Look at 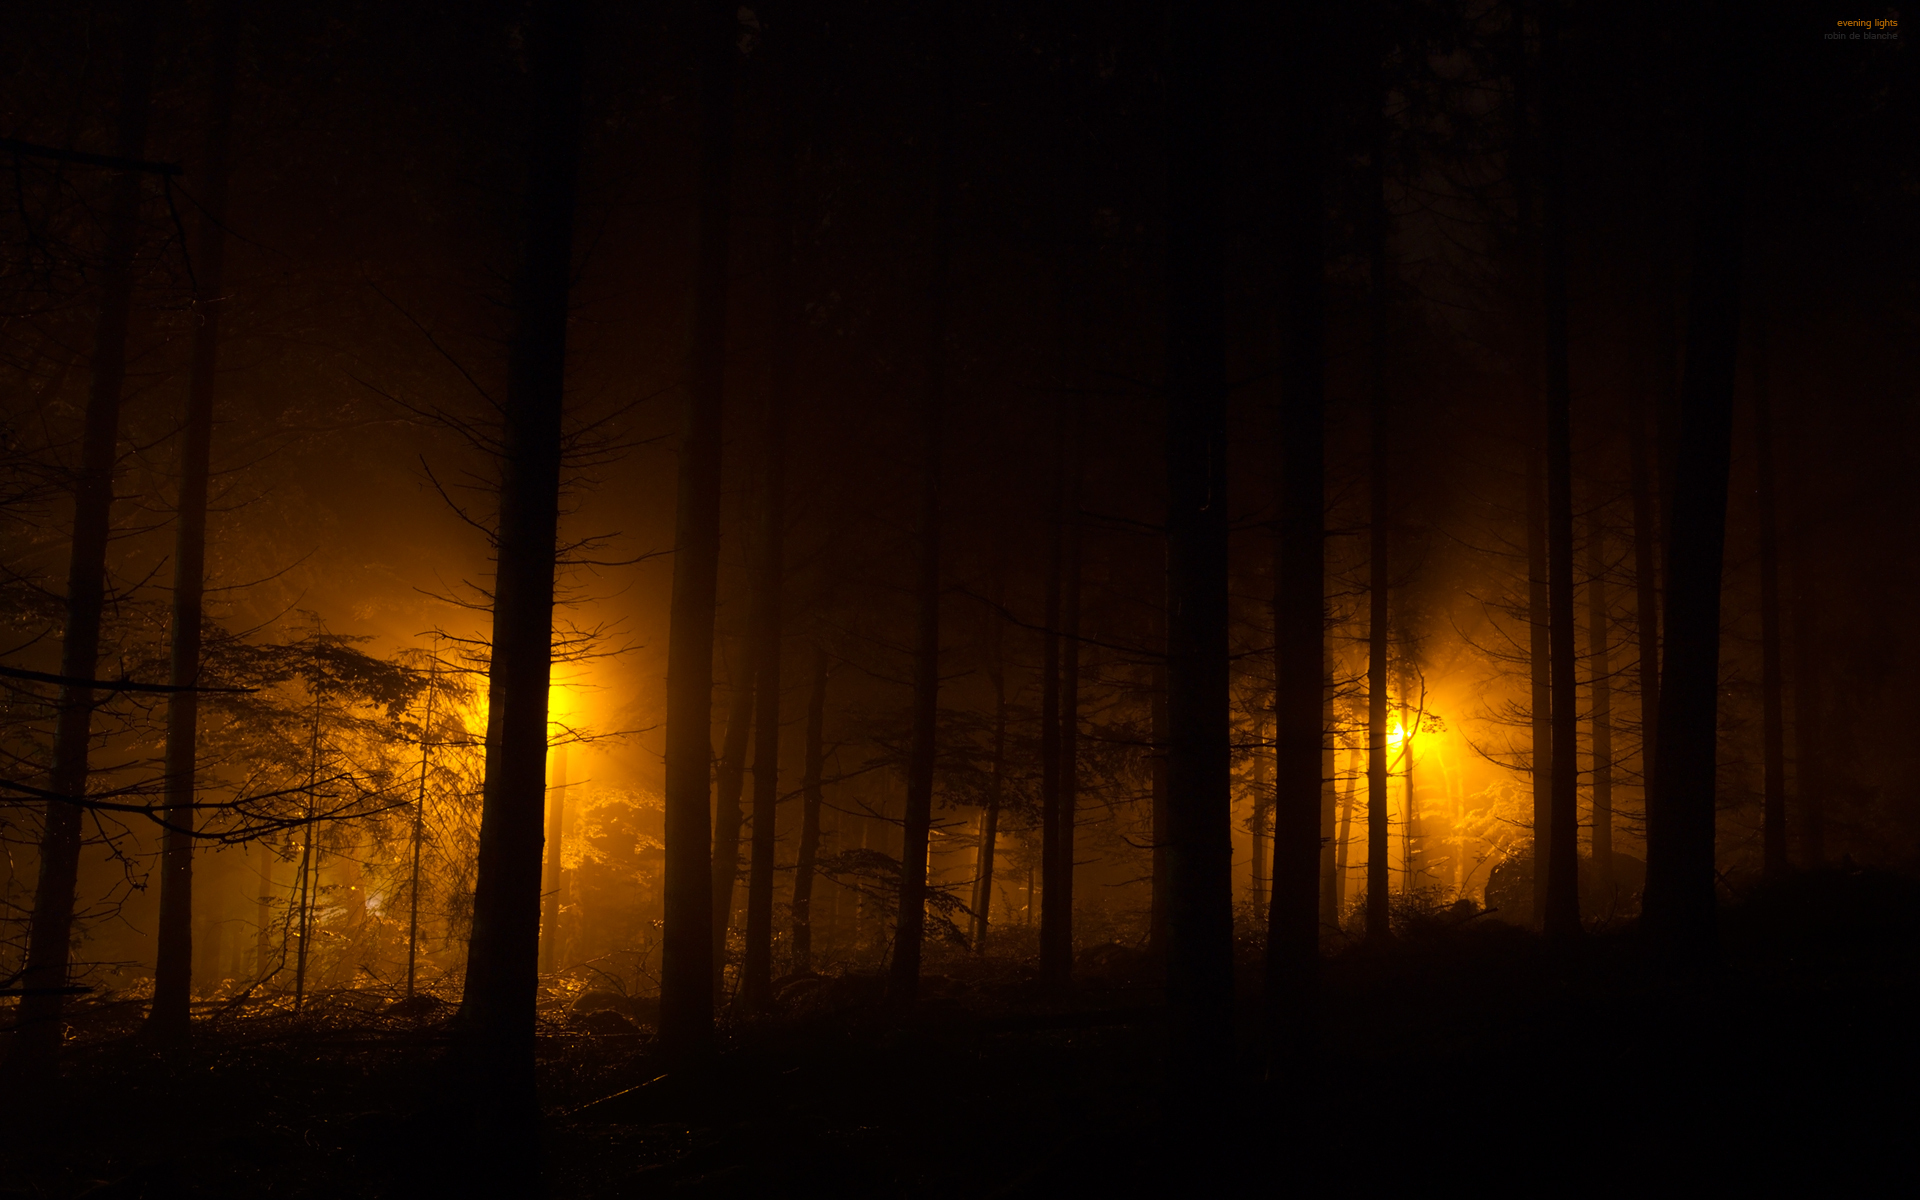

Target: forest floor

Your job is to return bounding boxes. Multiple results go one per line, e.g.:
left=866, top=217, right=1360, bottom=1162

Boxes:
left=4, top=866, right=1917, bottom=1198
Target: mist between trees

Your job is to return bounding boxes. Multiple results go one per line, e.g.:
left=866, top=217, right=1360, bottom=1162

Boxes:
left=0, top=0, right=1913, bottom=1191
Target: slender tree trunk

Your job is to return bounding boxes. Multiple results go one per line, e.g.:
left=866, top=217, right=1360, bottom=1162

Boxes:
left=255, top=842, right=274, bottom=978
left=1267, top=69, right=1327, bottom=1029
left=1628, top=386, right=1662, bottom=802
left=1319, top=667, right=1338, bottom=934
left=1753, top=316, right=1787, bottom=880
left=1643, top=54, right=1747, bottom=965
left=406, top=654, right=437, bottom=1000
left=887, top=45, right=951, bottom=1005
left=12, top=15, right=156, bottom=1072
left=1539, top=0, right=1579, bottom=939
left=1586, top=506, right=1615, bottom=895
left=1398, top=674, right=1414, bottom=894
left=660, top=0, right=735, bottom=1058
left=1038, top=432, right=1066, bottom=974
left=710, top=654, right=753, bottom=995
left=973, top=657, right=1004, bottom=952
left=449, top=8, right=582, bottom=1182
left=1526, top=446, right=1552, bottom=927
left=1334, top=734, right=1357, bottom=924
left=1251, top=713, right=1269, bottom=912
left=791, top=647, right=828, bottom=970
left=1789, top=509, right=1824, bottom=867
left=742, top=397, right=787, bottom=1010
left=1043, top=431, right=1083, bottom=985
left=149, top=3, right=238, bottom=1042
left=1163, top=0, right=1233, bottom=1094
left=295, top=687, right=322, bottom=1013
left=539, top=744, right=569, bottom=973
left=744, top=50, right=800, bottom=1004
left=1149, top=658, right=1169, bottom=955
left=1364, top=115, right=1392, bottom=942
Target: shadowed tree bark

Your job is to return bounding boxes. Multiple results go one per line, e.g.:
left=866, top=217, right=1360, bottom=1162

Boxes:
left=1539, top=0, right=1580, bottom=938
left=1319, top=666, right=1338, bottom=933
left=1628, top=385, right=1662, bottom=792
left=149, top=1, right=239, bottom=1043
left=1266, top=32, right=1327, bottom=1034
left=1586, top=504, right=1615, bottom=894
left=454, top=0, right=582, bottom=1178
left=1752, top=314, right=1787, bottom=880
left=1043, top=419, right=1082, bottom=986
left=1526, top=446, right=1551, bottom=927
left=791, top=647, right=828, bottom=969
left=972, top=640, right=1004, bottom=952
left=1038, top=424, right=1065, bottom=977
left=539, top=743, right=569, bottom=974
left=1364, top=110, right=1392, bottom=944
left=742, top=362, right=787, bottom=1013
left=1643, top=23, right=1748, bottom=963
left=743, top=33, right=802, bottom=1004
left=661, top=0, right=736, bottom=1058
left=10, top=8, right=156, bottom=1076
left=1789, top=501, right=1824, bottom=867
left=1149, top=656, right=1169, bottom=956
left=710, top=651, right=753, bottom=996
left=1163, top=0, right=1232, bottom=1096
left=887, top=36, right=951, bottom=1006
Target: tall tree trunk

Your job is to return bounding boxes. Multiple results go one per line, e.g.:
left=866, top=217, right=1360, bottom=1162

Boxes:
left=973, top=655, right=1004, bottom=952
left=1319, top=665, right=1338, bottom=934
left=744, top=39, right=800, bottom=1005
left=1267, top=72, right=1326, bottom=1029
left=1038, top=431, right=1066, bottom=974
left=1043, top=430, right=1083, bottom=985
left=1538, top=0, right=1579, bottom=939
left=1628, top=385, right=1662, bottom=804
left=295, top=672, right=322, bottom=1013
left=887, top=44, right=951, bottom=1005
left=150, top=1, right=239, bottom=1042
left=254, top=841, right=273, bottom=978
left=1642, top=57, right=1747, bottom=965
left=1163, top=0, right=1232, bottom=1093
left=710, top=652, right=753, bottom=995
left=1753, top=315, right=1787, bottom=880
left=1334, top=734, right=1357, bottom=923
left=660, top=0, right=735, bottom=1058
left=1586, top=505, right=1615, bottom=894
left=406, top=653, right=438, bottom=1000
left=1149, top=657, right=1169, bottom=955
left=1789, top=510, right=1824, bottom=867
left=454, top=2, right=581, bottom=1177
left=539, top=743, right=569, bottom=973
left=742, top=396, right=787, bottom=1011
left=1526, top=446, right=1552, bottom=927
left=11, top=11, right=156, bottom=1074
left=1251, top=714, right=1268, bottom=912
left=791, top=647, right=828, bottom=970
left=1364, top=113, right=1392, bottom=943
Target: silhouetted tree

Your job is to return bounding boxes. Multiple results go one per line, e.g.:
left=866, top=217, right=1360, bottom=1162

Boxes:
left=660, top=0, right=737, bottom=1058
left=455, top=0, right=582, bottom=1177
left=791, top=647, right=828, bottom=968
left=1267, top=3, right=1327, bottom=1033
left=11, top=8, right=156, bottom=1075
left=1752, top=314, right=1787, bottom=880
left=1162, top=0, right=1232, bottom=1096
left=149, top=0, right=239, bottom=1043
left=1585, top=505, right=1615, bottom=893
left=887, top=30, right=951, bottom=1006
left=1643, top=8, right=1748, bottom=963
left=1538, top=0, right=1580, bottom=938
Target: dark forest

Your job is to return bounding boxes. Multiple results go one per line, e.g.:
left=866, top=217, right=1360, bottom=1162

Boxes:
left=1, top=1, right=1914, bottom=1195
